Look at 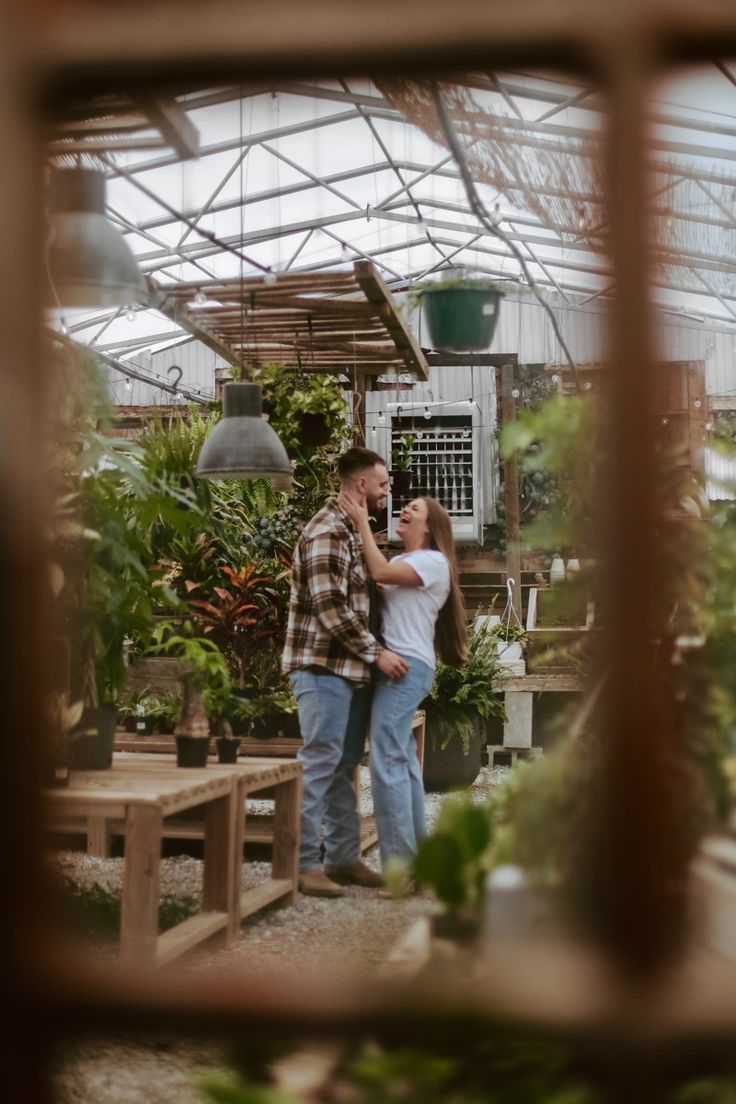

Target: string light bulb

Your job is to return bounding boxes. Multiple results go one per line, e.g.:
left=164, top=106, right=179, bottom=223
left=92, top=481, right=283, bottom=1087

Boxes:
left=126, top=308, right=136, bottom=323
left=195, top=289, right=206, bottom=305
left=551, top=374, right=560, bottom=384
left=263, top=270, right=277, bottom=286
left=423, top=406, right=432, bottom=420
left=511, top=388, right=520, bottom=399
left=694, top=398, right=702, bottom=410
left=583, top=381, right=592, bottom=391
left=340, top=241, right=350, bottom=262
left=378, top=411, right=386, bottom=425
left=462, top=428, right=471, bottom=438
left=705, top=421, right=714, bottom=431
left=661, top=417, right=669, bottom=426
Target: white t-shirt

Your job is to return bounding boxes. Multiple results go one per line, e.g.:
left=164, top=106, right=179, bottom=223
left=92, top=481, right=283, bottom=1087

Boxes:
left=381, top=549, right=450, bottom=670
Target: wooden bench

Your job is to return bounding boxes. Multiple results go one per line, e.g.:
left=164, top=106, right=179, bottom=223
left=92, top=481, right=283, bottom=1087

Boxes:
left=45, top=755, right=302, bottom=966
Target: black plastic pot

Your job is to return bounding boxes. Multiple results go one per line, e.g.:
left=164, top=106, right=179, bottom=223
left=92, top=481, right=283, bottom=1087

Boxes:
left=298, top=412, right=332, bottom=446
left=251, top=711, right=301, bottom=740
left=175, top=735, right=210, bottom=768
left=430, top=910, right=480, bottom=945
left=390, top=470, right=412, bottom=497
left=216, top=737, right=240, bottom=763
left=70, top=705, right=117, bottom=770
left=422, top=715, right=482, bottom=793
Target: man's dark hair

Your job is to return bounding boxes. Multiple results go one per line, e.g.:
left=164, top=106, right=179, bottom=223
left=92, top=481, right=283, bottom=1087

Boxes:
left=337, top=446, right=385, bottom=480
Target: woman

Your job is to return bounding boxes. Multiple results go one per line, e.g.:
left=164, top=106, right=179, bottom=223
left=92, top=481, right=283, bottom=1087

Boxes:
left=338, top=490, right=467, bottom=884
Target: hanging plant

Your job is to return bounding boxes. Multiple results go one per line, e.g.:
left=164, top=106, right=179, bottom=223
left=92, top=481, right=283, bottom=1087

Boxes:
left=390, top=433, right=416, bottom=497
left=413, top=277, right=506, bottom=353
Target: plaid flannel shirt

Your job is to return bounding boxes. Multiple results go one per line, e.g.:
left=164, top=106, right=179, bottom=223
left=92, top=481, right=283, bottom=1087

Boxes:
left=281, top=500, right=381, bottom=684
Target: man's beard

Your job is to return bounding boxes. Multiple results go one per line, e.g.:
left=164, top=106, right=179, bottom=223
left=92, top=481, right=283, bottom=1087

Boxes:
left=366, top=493, right=386, bottom=514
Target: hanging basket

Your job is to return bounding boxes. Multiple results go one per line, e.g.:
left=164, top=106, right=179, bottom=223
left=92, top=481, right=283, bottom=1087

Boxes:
left=298, top=412, right=332, bottom=447
left=421, top=285, right=503, bottom=353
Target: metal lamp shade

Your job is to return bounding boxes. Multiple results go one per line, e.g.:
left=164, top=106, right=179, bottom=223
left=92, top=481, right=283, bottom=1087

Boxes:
left=196, top=383, right=293, bottom=490
left=47, top=168, right=146, bottom=309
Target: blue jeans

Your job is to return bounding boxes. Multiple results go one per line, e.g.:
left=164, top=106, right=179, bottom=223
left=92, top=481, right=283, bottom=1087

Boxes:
left=369, top=656, right=435, bottom=869
left=289, top=669, right=371, bottom=873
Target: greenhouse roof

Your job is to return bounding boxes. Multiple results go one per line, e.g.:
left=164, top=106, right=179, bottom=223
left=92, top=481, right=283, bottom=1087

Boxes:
left=48, top=66, right=736, bottom=369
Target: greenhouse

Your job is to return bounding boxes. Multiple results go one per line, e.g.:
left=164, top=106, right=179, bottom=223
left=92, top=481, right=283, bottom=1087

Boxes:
left=5, top=2, right=736, bottom=1101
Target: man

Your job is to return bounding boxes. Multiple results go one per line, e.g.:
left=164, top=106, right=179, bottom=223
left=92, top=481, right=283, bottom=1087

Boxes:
left=282, top=446, right=408, bottom=898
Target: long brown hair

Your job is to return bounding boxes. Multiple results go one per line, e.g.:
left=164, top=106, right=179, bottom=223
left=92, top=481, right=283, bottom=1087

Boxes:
left=422, top=497, right=467, bottom=668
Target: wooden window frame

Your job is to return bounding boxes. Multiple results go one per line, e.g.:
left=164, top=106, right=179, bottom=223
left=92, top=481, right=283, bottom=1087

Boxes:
left=3, top=2, right=736, bottom=1096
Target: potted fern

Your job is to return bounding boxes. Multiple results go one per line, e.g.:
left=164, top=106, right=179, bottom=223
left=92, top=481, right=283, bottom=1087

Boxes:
left=422, top=618, right=506, bottom=792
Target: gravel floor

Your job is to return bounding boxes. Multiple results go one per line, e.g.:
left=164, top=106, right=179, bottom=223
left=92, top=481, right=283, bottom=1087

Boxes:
left=49, top=765, right=508, bottom=1104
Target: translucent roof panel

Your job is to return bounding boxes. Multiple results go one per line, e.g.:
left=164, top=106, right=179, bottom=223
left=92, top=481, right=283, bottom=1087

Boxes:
left=46, top=66, right=736, bottom=365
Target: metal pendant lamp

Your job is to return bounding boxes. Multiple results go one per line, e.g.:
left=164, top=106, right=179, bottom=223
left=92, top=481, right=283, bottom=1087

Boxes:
left=196, top=382, right=293, bottom=490
left=47, top=167, right=146, bottom=309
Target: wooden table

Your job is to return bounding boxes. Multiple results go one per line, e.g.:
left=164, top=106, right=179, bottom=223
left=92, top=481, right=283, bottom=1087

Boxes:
left=114, top=711, right=425, bottom=854
left=45, top=755, right=302, bottom=966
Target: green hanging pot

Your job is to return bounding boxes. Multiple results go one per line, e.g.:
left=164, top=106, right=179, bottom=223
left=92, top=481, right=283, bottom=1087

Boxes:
left=421, top=285, right=503, bottom=353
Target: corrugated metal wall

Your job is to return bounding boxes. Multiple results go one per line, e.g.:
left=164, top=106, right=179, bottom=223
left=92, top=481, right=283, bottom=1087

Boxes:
left=107, top=339, right=226, bottom=406
left=105, top=290, right=736, bottom=509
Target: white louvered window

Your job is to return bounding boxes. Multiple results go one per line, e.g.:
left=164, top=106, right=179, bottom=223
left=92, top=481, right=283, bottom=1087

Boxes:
left=389, top=414, right=480, bottom=542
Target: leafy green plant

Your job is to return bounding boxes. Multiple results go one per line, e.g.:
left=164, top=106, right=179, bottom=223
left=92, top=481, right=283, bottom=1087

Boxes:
left=424, top=618, right=506, bottom=753
left=149, top=622, right=231, bottom=692
left=390, top=433, right=416, bottom=472
left=413, top=791, right=493, bottom=917
left=250, top=362, right=351, bottom=456
left=185, top=564, right=289, bottom=688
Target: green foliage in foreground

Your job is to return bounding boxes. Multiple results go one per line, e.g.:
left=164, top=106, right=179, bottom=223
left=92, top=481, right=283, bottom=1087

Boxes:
left=51, top=873, right=197, bottom=937
left=200, top=1038, right=597, bottom=1104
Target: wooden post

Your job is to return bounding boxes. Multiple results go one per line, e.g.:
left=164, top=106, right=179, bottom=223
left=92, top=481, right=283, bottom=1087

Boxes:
left=500, top=363, right=522, bottom=621
left=272, top=774, right=302, bottom=907
left=203, top=784, right=238, bottom=941
left=120, top=803, right=162, bottom=965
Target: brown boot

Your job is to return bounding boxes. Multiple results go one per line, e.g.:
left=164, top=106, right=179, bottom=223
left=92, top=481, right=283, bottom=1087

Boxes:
left=298, top=869, right=345, bottom=898
left=324, top=861, right=384, bottom=888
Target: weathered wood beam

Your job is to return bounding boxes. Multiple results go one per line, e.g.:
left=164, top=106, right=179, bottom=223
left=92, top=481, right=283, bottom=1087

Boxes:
left=354, top=260, right=429, bottom=380
left=140, top=95, right=200, bottom=160
left=147, top=282, right=241, bottom=366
